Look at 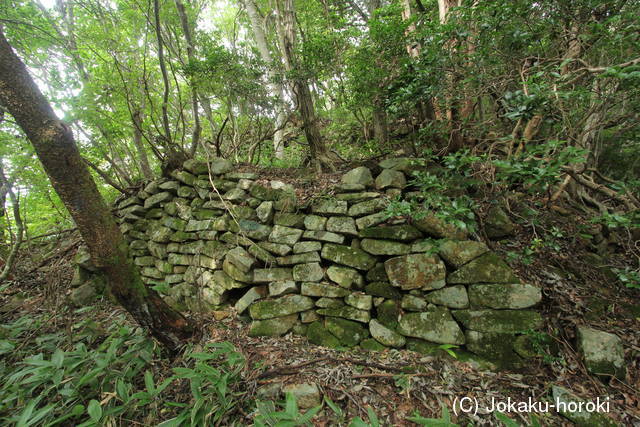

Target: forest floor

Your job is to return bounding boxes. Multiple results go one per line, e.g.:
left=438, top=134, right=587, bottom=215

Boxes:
left=2, top=164, right=640, bottom=426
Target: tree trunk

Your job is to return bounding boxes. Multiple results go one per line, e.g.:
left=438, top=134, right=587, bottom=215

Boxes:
left=132, top=103, right=154, bottom=180
left=174, top=0, right=201, bottom=156
left=244, top=0, right=288, bottom=159
left=0, top=161, right=22, bottom=282
left=275, top=0, right=338, bottom=172
left=154, top=0, right=173, bottom=145
left=0, top=29, right=196, bottom=352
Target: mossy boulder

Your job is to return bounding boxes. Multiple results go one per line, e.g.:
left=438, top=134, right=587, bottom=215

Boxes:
left=325, top=317, right=368, bottom=346
left=465, top=330, right=523, bottom=369
left=326, top=266, right=364, bottom=289
left=301, top=282, right=350, bottom=297
left=359, top=225, right=422, bottom=241
left=438, top=240, right=489, bottom=268
left=364, top=282, right=401, bottom=299
left=249, top=294, right=314, bottom=319
left=248, top=314, right=298, bottom=337
left=306, top=322, right=341, bottom=348
left=577, top=326, right=626, bottom=381
left=398, top=309, right=465, bottom=345
left=485, top=206, right=515, bottom=239
left=361, top=239, right=411, bottom=256
left=452, top=309, right=543, bottom=333
left=447, top=252, right=518, bottom=284
left=317, top=306, right=370, bottom=323
left=425, top=285, right=469, bottom=309
left=321, top=244, right=377, bottom=270
left=413, top=215, right=467, bottom=240
left=348, top=198, right=387, bottom=217
left=341, top=166, right=374, bottom=187
left=469, top=283, right=541, bottom=309
left=384, top=253, right=446, bottom=290
left=370, top=319, right=405, bottom=348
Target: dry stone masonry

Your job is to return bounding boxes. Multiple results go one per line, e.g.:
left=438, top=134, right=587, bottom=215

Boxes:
left=110, top=157, right=544, bottom=368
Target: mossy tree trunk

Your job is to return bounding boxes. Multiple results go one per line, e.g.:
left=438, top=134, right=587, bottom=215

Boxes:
left=0, top=29, right=197, bottom=353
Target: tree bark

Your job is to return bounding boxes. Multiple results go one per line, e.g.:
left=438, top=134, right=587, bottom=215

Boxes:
left=244, top=0, right=287, bottom=159
left=174, top=0, right=202, bottom=156
left=0, top=29, right=196, bottom=352
left=0, top=161, right=22, bottom=282
left=153, top=0, right=173, bottom=145
left=275, top=0, right=338, bottom=172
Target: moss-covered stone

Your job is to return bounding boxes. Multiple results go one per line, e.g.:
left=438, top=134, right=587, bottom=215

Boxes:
left=359, top=225, right=422, bottom=242
left=341, top=166, right=374, bottom=187
left=317, top=306, right=370, bottom=323
left=464, top=330, right=523, bottom=369
left=249, top=314, right=298, bottom=337
left=375, top=169, right=406, bottom=190
left=306, top=322, right=341, bottom=348
left=452, top=309, right=543, bottom=333
left=485, top=206, right=515, bottom=239
left=316, top=297, right=344, bottom=308
left=269, top=225, right=303, bottom=245
left=311, top=199, right=348, bottom=215
left=438, top=240, right=489, bottom=268
left=413, top=215, right=467, bottom=240
left=253, top=268, right=293, bottom=282
left=577, top=326, right=626, bottom=381
left=345, top=293, right=372, bottom=310
left=258, top=241, right=292, bottom=256
left=249, top=294, right=315, bottom=319
left=303, top=215, right=327, bottom=231
left=398, top=309, right=465, bottom=345
left=348, top=198, right=387, bottom=217
left=325, top=317, right=368, bottom=346
left=366, top=263, right=389, bottom=282
left=326, top=216, right=358, bottom=236
left=144, top=191, right=173, bottom=209
left=293, top=241, right=322, bottom=254
left=321, top=244, right=377, bottom=270
left=447, top=252, right=519, bottom=284
left=302, top=230, right=345, bottom=244
left=360, top=338, right=388, bottom=351
left=425, top=285, right=469, bottom=309
left=276, top=251, right=321, bottom=266
left=400, top=294, right=427, bottom=311
left=384, top=253, right=446, bottom=290
left=326, top=266, right=363, bottom=289
left=236, top=219, right=272, bottom=240
left=370, top=319, right=405, bottom=348
left=226, top=246, right=255, bottom=272
left=377, top=300, right=400, bottom=329
left=222, top=258, right=253, bottom=283
left=361, top=239, right=411, bottom=256
left=355, top=212, right=387, bottom=230
left=301, top=282, right=350, bottom=297
left=469, top=283, right=541, bottom=309
left=364, top=282, right=401, bottom=299
left=293, top=263, right=324, bottom=282
left=552, top=386, right=619, bottom=427
left=274, top=212, right=306, bottom=228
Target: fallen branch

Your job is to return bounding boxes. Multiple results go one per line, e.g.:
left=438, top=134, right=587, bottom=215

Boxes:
left=256, top=356, right=406, bottom=379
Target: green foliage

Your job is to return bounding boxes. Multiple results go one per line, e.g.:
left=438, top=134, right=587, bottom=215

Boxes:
left=0, top=309, right=247, bottom=426
left=384, top=152, right=479, bottom=233
left=494, top=141, right=588, bottom=194
left=407, top=406, right=460, bottom=426
left=253, top=393, right=321, bottom=427
left=612, top=267, right=640, bottom=290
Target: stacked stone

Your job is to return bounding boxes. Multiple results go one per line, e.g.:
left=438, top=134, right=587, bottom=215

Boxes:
left=113, top=157, right=543, bottom=367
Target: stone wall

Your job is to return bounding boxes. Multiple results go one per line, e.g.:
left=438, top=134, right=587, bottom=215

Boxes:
left=112, top=157, right=543, bottom=368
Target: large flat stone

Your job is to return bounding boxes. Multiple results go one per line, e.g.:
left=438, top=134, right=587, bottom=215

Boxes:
left=398, top=309, right=465, bottom=345
left=384, top=253, right=446, bottom=290
left=249, top=295, right=315, bottom=319
left=321, top=244, right=377, bottom=271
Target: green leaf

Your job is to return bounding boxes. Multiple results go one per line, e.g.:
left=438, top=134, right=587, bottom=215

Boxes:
left=87, top=400, right=102, bottom=423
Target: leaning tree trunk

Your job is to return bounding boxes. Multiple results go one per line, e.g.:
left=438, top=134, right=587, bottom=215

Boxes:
left=244, top=0, right=287, bottom=159
left=0, top=29, right=196, bottom=352
left=275, top=0, right=338, bottom=172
